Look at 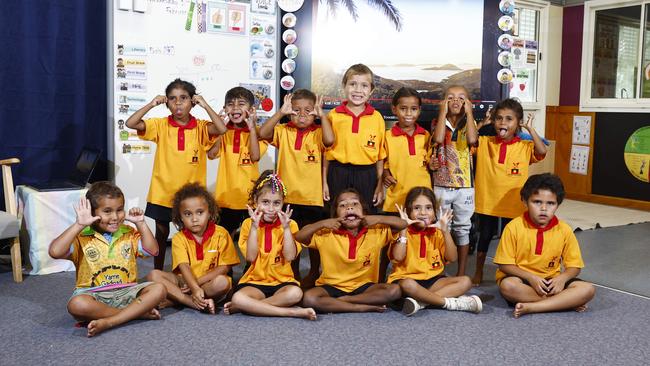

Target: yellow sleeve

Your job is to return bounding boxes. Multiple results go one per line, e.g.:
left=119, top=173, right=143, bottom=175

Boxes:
left=435, top=231, right=446, bottom=261
left=198, top=119, right=218, bottom=150
left=259, top=138, right=269, bottom=156
left=139, top=118, right=161, bottom=142
left=171, top=232, right=190, bottom=273
left=238, top=218, right=252, bottom=257
left=216, top=226, right=241, bottom=266
left=561, top=227, right=585, bottom=269
left=271, top=124, right=283, bottom=147
left=289, top=220, right=302, bottom=255
left=377, top=115, right=387, bottom=161
left=70, top=236, right=82, bottom=265
left=493, top=222, right=518, bottom=265
left=306, top=229, right=326, bottom=249
left=383, top=137, right=390, bottom=169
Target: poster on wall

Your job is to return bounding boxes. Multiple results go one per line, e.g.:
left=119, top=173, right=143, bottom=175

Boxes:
left=569, top=145, right=590, bottom=175
left=624, top=126, right=650, bottom=183
left=572, top=115, right=592, bottom=145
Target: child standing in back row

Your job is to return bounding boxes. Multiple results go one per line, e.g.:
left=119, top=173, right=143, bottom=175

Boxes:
left=127, top=78, right=227, bottom=269
left=325, top=64, right=387, bottom=214
left=472, top=98, right=546, bottom=285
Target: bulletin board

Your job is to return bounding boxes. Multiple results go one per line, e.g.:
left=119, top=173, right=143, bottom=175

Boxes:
left=110, top=0, right=279, bottom=216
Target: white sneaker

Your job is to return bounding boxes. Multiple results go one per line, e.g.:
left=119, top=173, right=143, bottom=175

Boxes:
left=446, top=295, right=483, bottom=313
left=401, top=297, right=424, bottom=316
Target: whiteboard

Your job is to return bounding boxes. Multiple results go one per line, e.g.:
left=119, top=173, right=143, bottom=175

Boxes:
left=109, top=0, right=279, bottom=228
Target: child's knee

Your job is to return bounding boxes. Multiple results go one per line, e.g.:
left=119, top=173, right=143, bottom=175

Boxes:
left=145, top=282, right=167, bottom=301
left=283, top=285, right=304, bottom=303
left=210, top=275, right=231, bottom=291
left=301, top=289, right=321, bottom=307
left=575, top=281, right=596, bottom=302
left=67, top=295, right=93, bottom=317
left=458, top=275, right=472, bottom=291
left=498, top=277, right=520, bottom=296
left=385, top=284, right=402, bottom=301
left=398, top=278, right=418, bottom=294
left=145, top=269, right=164, bottom=282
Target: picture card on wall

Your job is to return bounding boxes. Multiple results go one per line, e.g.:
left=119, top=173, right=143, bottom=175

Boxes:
left=227, top=3, right=247, bottom=35
left=251, top=0, right=276, bottom=15
left=208, top=2, right=227, bottom=32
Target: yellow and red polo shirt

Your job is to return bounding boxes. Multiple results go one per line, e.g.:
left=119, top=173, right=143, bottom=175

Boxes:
left=214, top=123, right=269, bottom=209
left=387, top=227, right=447, bottom=283
left=238, top=218, right=300, bottom=285
left=138, top=115, right=216, bottom=207
left=171, top=222, right=240, bottom=279
left=71, top=225, right=147, bottom=289
left=494, top=213, right=584, bottom=283
left=475, top=136, right=544, bottom=218
left=382, top=124, right=431, bottom=212
left=272, top=123, right=325, bottom=206
left=325, top=102, right=387, bottom=165
left=303, top=224, right=395, bottom=292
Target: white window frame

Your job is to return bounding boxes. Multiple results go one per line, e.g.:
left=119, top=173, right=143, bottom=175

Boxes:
left=581, top=0, right=649, bottom=112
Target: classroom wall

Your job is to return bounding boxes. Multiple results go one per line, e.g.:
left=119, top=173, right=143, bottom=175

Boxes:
left=559, top=5, right=583, bottom=106
left=545, top=5, right=563, bottom=106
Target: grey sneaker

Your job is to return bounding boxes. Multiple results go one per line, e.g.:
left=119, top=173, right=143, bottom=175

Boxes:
left=447, top=295, right=483, bottom=313
left=401, top=297, right=424, bottom=316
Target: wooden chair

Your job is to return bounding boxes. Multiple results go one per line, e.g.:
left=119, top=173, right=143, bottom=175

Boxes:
left=1, top=158, right=22, bottom=282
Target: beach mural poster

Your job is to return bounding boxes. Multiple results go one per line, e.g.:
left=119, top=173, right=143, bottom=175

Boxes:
left=311, top=0, right=484, bottom=122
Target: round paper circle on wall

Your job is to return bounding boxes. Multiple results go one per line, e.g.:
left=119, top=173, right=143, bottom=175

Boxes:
left=280, top=75, right=295, bottom=91
left=282, top=13, right=297, bottom=28
left=499, top=0, right=515, bottom=15
left=283, top=29, right=297, bottom=44
left=624, top=126, right=650, bottom=182
left=497, top=68, right=514, bottom=84
left=498, top=15, right=514, bottom=31
left=261, top=98, right=274, bottom=112
left=284, top=44, right=299, bottom=59
left=277, top=0, right=304, bottom=12
left=282, top=58, right=296, bottom=74
left=497, top=51, right=513, bottom=67
left=497, top=34, right=513, bottom=50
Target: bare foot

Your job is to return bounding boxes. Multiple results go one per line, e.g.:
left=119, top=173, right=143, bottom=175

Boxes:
left=290, top=307, right=317, bottom=320
left=356, top=304, right=386, bottom=313
left=87, top=319, right=112, bottom=337
left=575, top=304, right=588, bottom=313
left=223, top=301, right=239, bottom=315
left=139, top=308, right=161, bottom=320
left=471, top=273, right=483, bottom=287
left=513, top=303, right=532, bottom=318
left=157, top=298, right=175, bottom=310
left=202, top=299, right=216, bottom=315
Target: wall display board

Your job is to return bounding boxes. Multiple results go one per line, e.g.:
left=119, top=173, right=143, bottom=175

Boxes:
left=111, top=0, right=279, bottom=217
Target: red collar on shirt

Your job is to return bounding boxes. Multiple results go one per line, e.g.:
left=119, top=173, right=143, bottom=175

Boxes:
left=523, top=212, right=559, bottom=255
left=226, top=122, right=250, bottom=153
left=259, top=219, right=281, bottom=253
left=408, top=226, right=437, bottom=258
left=287, top=122, right=318, bottom=150
left=167, top=115, right=197, bottom=151
left=334, top=101, right=375, bottom=134
left=494, top=135, right=521, bottom=164
left=182, top=222, right=216, bottom=261
left=334, top=226, right=368, bottom=260
left=391, top=124, right=426, bottom=156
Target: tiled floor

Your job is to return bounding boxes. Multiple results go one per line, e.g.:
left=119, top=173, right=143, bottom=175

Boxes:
left=556, top=199, right=650, bottom=230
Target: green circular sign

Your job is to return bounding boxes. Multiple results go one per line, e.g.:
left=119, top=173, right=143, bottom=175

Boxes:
left=624, top=126, right=650, bottom=183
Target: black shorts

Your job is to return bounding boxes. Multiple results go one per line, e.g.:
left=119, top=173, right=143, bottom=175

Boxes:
left=219, top=208, right=247, bottom=235
left=318, top=282, right=374, bottom=298
left=326, top=160, right=378, bottom=214
left=502, top=276, right=584, bottom=307
left=289, top=204, right=326, bottom=228
left=390, top=274, right=446, bottom=288
left=145, top=202, right=172, bottom=222
left=235, top=282, right=299, bottom=298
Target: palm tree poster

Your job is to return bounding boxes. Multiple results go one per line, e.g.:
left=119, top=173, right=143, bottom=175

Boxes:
left=311, top=0, right=484, bottom=118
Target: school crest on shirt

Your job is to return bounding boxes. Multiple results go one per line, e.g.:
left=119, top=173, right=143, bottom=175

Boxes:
left=431, top=253, right=442, bottom=270
left=509, top=162, right=521, bottom=176
left=364, top=134, right=377, bottom=149
left=240, top=152, right=252, bottom=165
left=304, top=148, right=318, bottom=163
left=274, top=255, right=282, bottom=264
left=84, top=245, right=101, bottom=262
left=362, top=254, right=371, bottom=267
left=547, top=256, right=558, bottom=269
left=120, top=243, right=132, bottom=259
left=191, top=149, right=199, bottom=164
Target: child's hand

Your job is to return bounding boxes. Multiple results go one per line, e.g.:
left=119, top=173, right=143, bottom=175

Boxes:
left=74, top=198, right=100, bottom=227
left=428, top=154, right=441, bottom=171
left=395, top=204, right=424, bottom=228
left=521, top=112, right=535, bottom=131
left=244, top=109, right=258, bottom=130
left=218, top=108, right=230, bottom=124
left=432, top=207, right=453, bottom=232
left=528, top=275, right=550, bottom=297
left=382, top=170, right=397, bottom=188
left=372, top=184, right=384, bottom=207
left=310, top=95, right=325, bottom=118
left=277, top=205, right=293, bottom=229
left=180, top=284, right=191, bottom=294
left=125, top=207, right=145, bottom=223
left=279, top=93, right=296, bottom=116
left=546, top=276, right=567, bottom=295
left=150, top=95, right=167, bottom=108
left=322, top=183, right=330, bottom=202
left=439, top=98, right=450, bottom=118
left=462, top=97, right=474, bottom=117
left=191, top=94, right=208, bottom=109
left=322, top=218, right=343, bottom=231
left=246, top=205, right=263, bottom=227
left=191, top=287, right=208, bottom=309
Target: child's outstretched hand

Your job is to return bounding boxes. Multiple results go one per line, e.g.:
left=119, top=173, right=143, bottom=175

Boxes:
left=247, top=205, right=263, bottom=227
left=125, top=207, right=145, bottom=223
left=395, top=204, right=424, bottom=228
left=462, top=97, right=474, bottom=117
left=244, top=109, right=258, bottom=130
left=280, top=93, right=296, bottom=116
left=218, top=108, right=230, bottom=124
left=75, top=198, right=100, bottom=226
left=310, top=95, right=325, bottom=118
left=382, top=170, right=397, bottom=188
left=191, top=94, right=209, bottom=109
left=521, top=112, right=535, bottom=131
left=439, top=98, right=450, bottom=118
left=432, top=207, right=453, bottom=232
left=150, top=95, right=167, bottom=108
left=321, top=217, right=344, bottom=231
left=277, top=205, right=293, bottom=228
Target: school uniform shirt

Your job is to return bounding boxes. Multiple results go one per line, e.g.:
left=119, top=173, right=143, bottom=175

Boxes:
left=139, top=116, right=216, bottom=207
left=71, top=225, right=149, bottom=289
left=325, top=102, right=387, bottom=165
left=382, top=124, right=431, bottom=212
left=431, top=119, right=474, bottom=188
left=493, top=213, right=584, bottom=283
left=304, top=224, right=395, bottom=292
left=474, top=136, right=544, bottom=218
left=238, top=218, right=301, bottom=285
left=387, top=227, right=447, bottom=283
left=171, top=222, right=240, bottom=279
left=214, top=124, right=269, bottom=209
left=272, top=123, right=325, bottom=206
